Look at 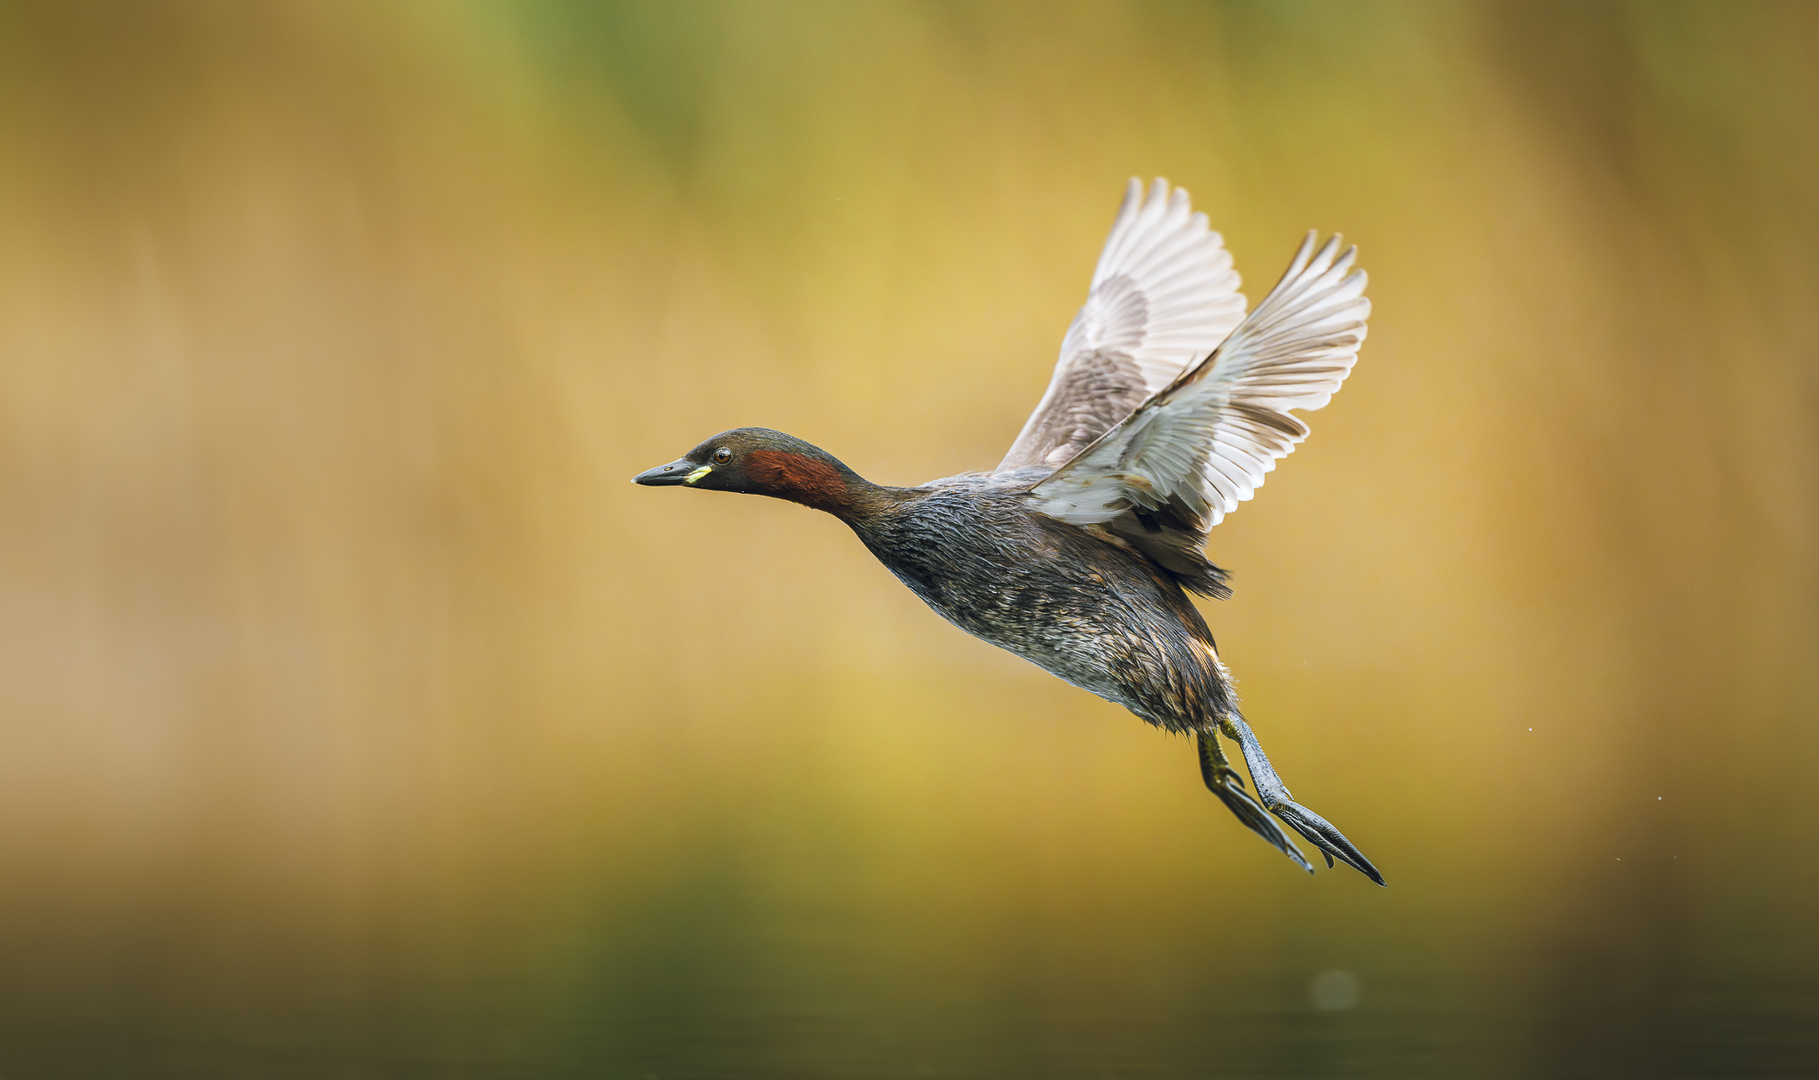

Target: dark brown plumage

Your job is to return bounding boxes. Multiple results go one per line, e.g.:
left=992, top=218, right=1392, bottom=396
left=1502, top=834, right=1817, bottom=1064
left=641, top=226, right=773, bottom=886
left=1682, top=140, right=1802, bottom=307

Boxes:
left=634, top=180, right=1382, bottom=884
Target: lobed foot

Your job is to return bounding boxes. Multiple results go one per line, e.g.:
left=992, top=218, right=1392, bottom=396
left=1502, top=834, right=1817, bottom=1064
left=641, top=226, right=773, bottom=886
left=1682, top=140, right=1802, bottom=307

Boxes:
left=1220, top=714, right=1387, bottom=887
left=1197, top=732, right=1315, bottom=874
left=1270, top=799, right=1385, bottom=886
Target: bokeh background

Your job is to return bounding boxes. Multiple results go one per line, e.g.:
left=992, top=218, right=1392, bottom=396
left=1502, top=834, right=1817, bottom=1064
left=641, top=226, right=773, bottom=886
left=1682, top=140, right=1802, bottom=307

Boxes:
left=2, top=2, right=1815, bottom=1077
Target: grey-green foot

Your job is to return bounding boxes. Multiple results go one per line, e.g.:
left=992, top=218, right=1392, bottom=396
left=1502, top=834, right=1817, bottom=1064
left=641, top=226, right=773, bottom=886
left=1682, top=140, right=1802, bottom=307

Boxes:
left=1197, top=731, right=1315, bottom=874
left=1221, top=714, right=1387, bottom=887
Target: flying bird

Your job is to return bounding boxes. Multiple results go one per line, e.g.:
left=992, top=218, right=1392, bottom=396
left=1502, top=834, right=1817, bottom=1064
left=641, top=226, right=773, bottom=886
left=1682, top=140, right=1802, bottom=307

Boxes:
left=635, top=179, right=1381, bottom=884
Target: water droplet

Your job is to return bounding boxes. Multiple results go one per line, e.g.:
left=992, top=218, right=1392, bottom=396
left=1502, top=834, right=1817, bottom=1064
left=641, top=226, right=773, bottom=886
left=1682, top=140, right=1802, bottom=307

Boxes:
left=1310, top=969, right=1362, bottom=1012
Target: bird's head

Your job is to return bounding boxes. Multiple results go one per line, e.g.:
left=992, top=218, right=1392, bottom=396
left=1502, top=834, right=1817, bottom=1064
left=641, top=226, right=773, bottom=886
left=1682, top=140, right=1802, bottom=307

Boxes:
left=633, top=427, right=865, bottom=514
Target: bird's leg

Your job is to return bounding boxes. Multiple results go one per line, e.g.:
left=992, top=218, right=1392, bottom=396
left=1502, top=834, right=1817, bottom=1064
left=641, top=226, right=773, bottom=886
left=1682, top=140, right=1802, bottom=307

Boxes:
left=1219, top=713, right=1386, bottom=886
left=1197, top=730, right=1314, bottom=874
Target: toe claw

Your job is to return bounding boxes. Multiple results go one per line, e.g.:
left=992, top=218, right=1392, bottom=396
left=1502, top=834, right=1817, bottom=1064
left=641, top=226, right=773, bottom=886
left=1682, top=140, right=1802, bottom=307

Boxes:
left=1271, top=800, right=1386, bottom=886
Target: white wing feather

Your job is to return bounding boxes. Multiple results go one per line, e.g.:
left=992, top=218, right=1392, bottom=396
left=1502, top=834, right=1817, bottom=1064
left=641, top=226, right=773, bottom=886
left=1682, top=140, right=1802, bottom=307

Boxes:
left=1029, top=232, right=1368, bottom=535
left=997, top=178, right=1247, bottom=472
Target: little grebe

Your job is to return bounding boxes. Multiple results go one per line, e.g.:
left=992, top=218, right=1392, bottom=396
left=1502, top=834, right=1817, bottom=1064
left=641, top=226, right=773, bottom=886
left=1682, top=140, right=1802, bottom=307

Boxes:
left=635, top=179, right=1382, bottom=884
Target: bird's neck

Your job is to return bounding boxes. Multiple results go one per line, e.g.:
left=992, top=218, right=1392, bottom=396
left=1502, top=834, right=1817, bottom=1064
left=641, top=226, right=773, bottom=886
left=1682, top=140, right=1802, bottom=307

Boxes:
left=744, top=449, right=906, bottom=520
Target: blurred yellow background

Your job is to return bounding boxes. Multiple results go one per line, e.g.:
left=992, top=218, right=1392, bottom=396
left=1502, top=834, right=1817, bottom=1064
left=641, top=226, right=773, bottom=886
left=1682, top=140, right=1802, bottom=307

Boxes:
left=1, top=2, right=1815, bottom=1076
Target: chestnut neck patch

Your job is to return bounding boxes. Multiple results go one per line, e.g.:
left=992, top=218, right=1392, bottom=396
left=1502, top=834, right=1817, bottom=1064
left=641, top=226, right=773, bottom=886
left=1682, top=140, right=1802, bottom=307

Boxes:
left=745, top=450, right=854, bottom=513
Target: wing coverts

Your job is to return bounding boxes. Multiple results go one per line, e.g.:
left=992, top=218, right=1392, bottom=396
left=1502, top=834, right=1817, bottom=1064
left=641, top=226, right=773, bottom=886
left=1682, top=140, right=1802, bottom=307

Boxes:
left=1024, top=230, right=1369, bottom=595
left=998, top=178, right=1247, bottom=473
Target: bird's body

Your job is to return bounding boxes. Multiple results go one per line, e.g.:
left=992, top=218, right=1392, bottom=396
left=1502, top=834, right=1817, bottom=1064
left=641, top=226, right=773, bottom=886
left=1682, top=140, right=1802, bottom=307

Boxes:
left=845, top=471, right=1234, bottom=736
left=636, top=179, right=1383, bottom=883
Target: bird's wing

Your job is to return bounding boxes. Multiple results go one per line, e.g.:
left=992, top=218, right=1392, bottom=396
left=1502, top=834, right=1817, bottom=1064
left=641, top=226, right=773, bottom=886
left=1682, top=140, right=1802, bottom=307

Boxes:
left=996, top=178, right=1247, bottom=473
left=1025, top=232, right=1368, bottom=591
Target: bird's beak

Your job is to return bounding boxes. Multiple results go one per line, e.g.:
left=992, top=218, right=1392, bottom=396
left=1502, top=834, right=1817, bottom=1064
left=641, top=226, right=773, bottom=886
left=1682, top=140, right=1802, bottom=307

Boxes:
left=633, top=458, right=706, bottom=486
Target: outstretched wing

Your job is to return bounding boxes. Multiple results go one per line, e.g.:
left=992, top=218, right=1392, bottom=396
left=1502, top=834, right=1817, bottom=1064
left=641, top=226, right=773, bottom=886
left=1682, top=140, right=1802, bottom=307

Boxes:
left=1026, top=232, right=1369, bottom=596
left=996, top=178, right=1247, bottom=473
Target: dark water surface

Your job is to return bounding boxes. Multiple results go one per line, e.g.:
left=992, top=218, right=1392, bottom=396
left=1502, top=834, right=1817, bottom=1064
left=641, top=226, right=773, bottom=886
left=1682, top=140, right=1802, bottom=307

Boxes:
left=2, top=900, right=1815, bottom=1079
left=2, top=795, right=1816, bottom=1080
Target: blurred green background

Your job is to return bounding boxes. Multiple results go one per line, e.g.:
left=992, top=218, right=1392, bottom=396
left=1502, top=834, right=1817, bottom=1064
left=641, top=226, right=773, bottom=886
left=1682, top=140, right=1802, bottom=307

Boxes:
left=1, top=2, right=1815, bottom=1077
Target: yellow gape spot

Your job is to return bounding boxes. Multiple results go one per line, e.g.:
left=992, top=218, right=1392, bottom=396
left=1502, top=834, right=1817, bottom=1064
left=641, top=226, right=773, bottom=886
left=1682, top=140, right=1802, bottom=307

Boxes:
left=684, top=465, right=713, bottom=485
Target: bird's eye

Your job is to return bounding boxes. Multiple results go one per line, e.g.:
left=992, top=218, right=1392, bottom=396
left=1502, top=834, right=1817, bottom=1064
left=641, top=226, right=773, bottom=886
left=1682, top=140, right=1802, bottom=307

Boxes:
left=713, top=447, right=733, bottom=464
